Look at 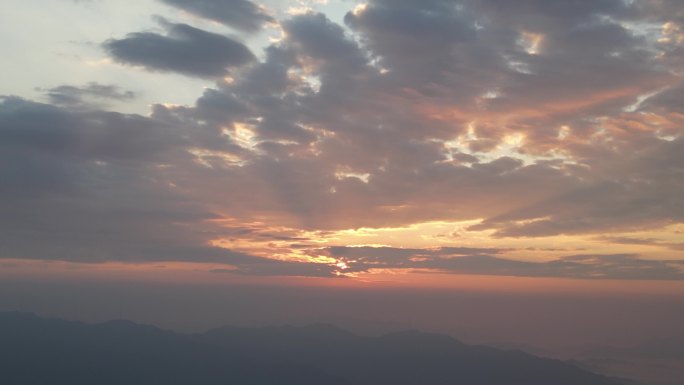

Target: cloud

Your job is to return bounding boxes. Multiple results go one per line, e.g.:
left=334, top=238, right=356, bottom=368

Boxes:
left=470, top=137, right=684, bottom=237
left=210, top=258, right=336, bottom=277
left=0, top=96, right=339, bottom=277
left=317, top=246, right=684, bottom=280
left=596, top=236, right=684, bottom=251
left=0, top=96, right=196, bottom=259
left=2, top=1, right=684, bottom=278
left=103, top=19, right=255, bottom=78
left=160, top=0, right=274, bottom=33
left=39, top=82, right=135, bottom=109
left=0, top=96, right=185, bottom=162
left=103, top=3, right=683, bottom=235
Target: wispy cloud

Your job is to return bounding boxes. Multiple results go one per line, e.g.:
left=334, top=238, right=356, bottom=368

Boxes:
left=159, top=0, right=275, bottom=33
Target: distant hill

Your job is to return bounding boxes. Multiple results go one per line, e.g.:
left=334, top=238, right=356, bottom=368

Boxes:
left=0, top=312, right=627, bottom=385
left=572, top=339, right=684, bottom=385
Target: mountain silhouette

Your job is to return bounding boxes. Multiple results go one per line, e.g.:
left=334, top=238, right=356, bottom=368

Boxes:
left=0, top=312, right=627, bottom=385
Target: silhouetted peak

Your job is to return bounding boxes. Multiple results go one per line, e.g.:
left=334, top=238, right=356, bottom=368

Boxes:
left=0, top=311, right=40, bottom=321
left=281, top=323, right=355, bottom=336
left=205, top=322, right=355, bottom=341
left=97, top=319, right=168, bottom=336
left=380, top=329, right=466, bottom=346
left=100, top=319, right=160, bottom=331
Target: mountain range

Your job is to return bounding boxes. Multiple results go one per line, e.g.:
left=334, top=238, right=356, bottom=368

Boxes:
left=0, top=312, right=630, bottom=385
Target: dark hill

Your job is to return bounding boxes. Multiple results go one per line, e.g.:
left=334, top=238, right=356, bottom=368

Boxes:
left=0, top=312, right=626, bottom=385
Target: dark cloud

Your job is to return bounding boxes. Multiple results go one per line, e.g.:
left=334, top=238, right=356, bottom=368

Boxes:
left=160, top=0, right=274, bottom=33
left=318, top=246, right=684, bottom=280
left=284, top=12, right=368, bottom=73
left=0, top=97, right=337, bottom=277
left=642, top=84, right=684, bottom=114
left=471, top=137, right=684, bottom=237
left=103, top=20, right=255, bottom=78
left=39, top=82, right=135, bottom=108
left=465, top=0, right=631, bottom=30
left=345, top=0, right=477, bottom=56
left=322, top=246, right=505, bottom=268
left=0, top=96, right=183, bottom=162
left=597, top=236, right=684, bottom=251
left=211, top=258, right=335, bottom=277
left=0, top=96, right=197, bottom=260
left=628, top=0, right=684, bottom=25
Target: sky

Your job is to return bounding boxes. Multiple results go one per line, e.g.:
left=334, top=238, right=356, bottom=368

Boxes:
left=1, top=0, right=684, bottom=352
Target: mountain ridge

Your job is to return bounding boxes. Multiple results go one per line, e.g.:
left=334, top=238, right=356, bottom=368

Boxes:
left=0, top=312, right=630, bottom=385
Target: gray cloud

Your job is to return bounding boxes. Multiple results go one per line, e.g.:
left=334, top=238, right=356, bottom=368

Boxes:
left=103, top=19, right=255, bottom=78
left=0, top=96, right=338, bottom=277
left=465, top=0, right=630, bottom=30
left=210, top=258, right=335, bottom=277
left=319, top=246, right=684, bottom=280
left=0, top=96, right=198, bottom=260
left=160, top=0, right=274, bottom=33
left=471, top=137, right=684, bottom=237
left=0, top=96, right=184, bottom=162
left=596, top=236, right=684, bottom=251
left=39, top=82, right=135, bottom=109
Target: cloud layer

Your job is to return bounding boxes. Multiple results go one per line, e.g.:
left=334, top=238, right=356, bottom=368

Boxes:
left=316, top=246, right=684, bottom=280
left=2, top=0, right=684, bottom=279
